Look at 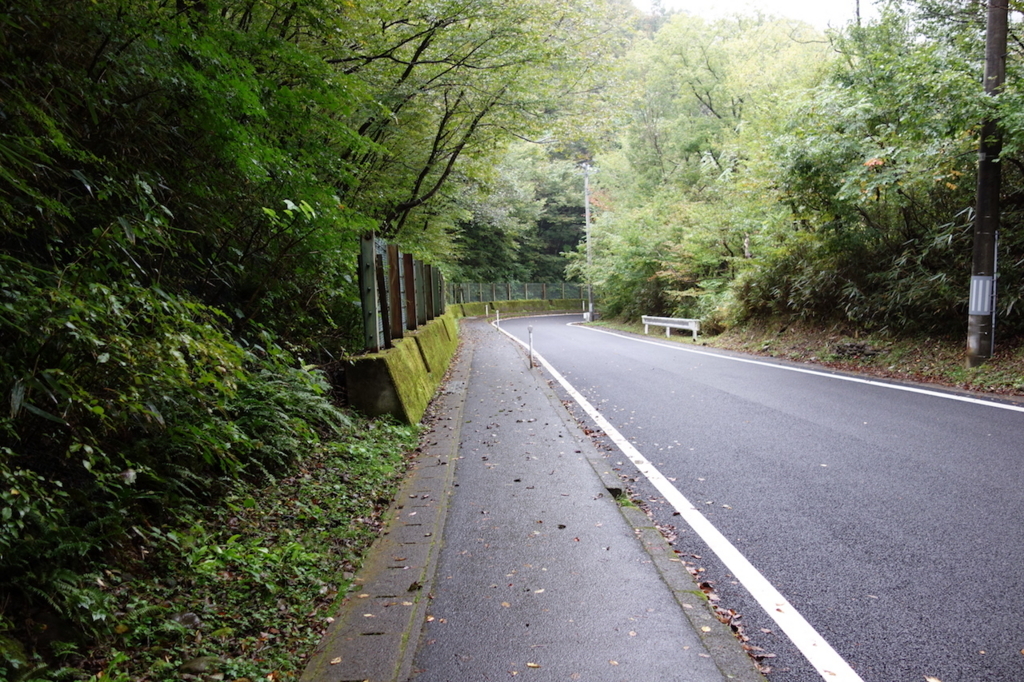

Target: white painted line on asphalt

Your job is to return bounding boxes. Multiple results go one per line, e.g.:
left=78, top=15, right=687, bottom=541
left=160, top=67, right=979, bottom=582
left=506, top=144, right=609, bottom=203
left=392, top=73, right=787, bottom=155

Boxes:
left=496, top=323, right=866, bottom=682
left=574, top=324, right=1024, bottom=414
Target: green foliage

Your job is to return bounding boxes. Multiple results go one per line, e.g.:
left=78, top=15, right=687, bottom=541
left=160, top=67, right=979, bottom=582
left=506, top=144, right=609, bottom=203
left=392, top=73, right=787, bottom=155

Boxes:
left=0, top=255, right=357, bottom=666
left=588, top=1, right=1024, bottom=338
left=80, top=419, right=417, bottom=682
left=448, top=143, right=586, bottom=283
left=726, top=4, right=993, bottom=333
left=1, top=0, right=631, bottom=674
left=0, top=415, right=417, bottom=681
left=582, top=12, right=829, bottom=322
left=567, top=207, right=673, bottom=320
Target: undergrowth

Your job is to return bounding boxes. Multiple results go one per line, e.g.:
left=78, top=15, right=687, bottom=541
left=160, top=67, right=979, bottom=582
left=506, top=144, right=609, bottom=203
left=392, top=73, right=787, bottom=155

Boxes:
left=2, top=418, right=418, bottom=681
left=0, top=257, right=421, bottom=680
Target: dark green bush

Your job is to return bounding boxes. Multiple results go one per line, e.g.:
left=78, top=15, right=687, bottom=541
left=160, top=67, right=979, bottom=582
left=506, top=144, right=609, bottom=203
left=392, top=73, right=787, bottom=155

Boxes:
left=0, top=256, right=351, bottom=649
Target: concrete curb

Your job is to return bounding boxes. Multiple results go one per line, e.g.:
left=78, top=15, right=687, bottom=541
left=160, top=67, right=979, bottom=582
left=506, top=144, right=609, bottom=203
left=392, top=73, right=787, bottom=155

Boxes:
left=300, top=340, right=473, bottom=682
left=584, top=445, right=766, bottom=680
left=616, top=503, right=767, bottom=682
left=527, top=348, right=768, bottom=682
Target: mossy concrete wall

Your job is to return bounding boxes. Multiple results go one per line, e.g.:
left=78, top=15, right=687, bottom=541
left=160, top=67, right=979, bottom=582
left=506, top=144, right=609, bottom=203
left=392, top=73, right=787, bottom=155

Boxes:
left=346, top=313, right=460, bottom=424
left=347, top=302, right=580, bottom=424
left=451, top=298, right=585, bottom=318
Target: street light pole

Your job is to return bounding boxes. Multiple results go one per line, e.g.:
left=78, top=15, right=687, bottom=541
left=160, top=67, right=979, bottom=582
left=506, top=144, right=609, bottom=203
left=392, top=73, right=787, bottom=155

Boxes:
left=583, top=163, right=594, bottom=321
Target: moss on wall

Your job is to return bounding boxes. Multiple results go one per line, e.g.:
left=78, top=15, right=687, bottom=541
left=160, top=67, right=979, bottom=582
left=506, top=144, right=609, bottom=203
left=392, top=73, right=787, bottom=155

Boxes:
left=345, top=313, right=460, bottom=424
left=347, top=302, right=582, bottom=424
left=454, top=299, right=585, bottom=317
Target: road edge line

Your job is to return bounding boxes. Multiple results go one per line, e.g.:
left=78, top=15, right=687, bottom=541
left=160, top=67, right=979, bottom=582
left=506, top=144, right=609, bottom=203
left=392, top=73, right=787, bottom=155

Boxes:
left=496, top=322, right=866, bottom=682
left=573, top=323, right=1024, bottom=413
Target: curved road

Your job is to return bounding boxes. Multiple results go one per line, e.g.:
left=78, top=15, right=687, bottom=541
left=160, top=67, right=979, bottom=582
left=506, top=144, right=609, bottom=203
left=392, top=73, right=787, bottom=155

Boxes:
left=500, top=314, right=1024, bottom=682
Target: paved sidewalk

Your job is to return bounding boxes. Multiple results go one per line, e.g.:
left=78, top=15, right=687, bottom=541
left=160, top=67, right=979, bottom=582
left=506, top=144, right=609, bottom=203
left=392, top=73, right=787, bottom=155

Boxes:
left=301, top=318, right=763, bottom=682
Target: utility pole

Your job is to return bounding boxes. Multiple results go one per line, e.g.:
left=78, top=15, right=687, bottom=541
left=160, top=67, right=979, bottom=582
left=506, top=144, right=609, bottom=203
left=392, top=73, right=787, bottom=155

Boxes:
left=968, top=0, right=1008, bottom=367
left=583, top=163, right=594, bottom=321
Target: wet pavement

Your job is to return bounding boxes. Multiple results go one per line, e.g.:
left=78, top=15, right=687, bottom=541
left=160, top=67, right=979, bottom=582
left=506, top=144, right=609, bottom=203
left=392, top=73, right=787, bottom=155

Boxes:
left=301, top=317, right=763, bottom=682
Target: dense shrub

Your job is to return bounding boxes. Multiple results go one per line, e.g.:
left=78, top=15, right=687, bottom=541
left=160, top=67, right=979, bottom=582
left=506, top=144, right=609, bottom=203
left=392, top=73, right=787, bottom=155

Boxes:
left=0, top=256, right=351, bottom=648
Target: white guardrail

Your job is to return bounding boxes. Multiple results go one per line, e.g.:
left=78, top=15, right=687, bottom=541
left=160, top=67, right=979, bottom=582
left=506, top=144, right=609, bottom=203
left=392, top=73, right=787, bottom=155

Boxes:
left=641, top=315, right=700, bottom=340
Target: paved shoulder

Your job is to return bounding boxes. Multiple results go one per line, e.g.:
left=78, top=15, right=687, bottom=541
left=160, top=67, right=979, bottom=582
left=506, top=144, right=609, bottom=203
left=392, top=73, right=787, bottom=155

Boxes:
left=302, top=317, right=762, bottom=682
left=410, top=319, right=757, bottom=681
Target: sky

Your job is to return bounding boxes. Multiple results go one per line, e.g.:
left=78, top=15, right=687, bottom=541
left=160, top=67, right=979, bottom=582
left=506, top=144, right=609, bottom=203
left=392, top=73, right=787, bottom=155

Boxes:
left=632, top=0, right=879, bottom=30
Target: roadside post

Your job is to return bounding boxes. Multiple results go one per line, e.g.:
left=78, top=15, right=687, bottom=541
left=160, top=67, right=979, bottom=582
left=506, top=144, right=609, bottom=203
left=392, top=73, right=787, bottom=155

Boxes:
left=528, top=325, right=534, bottom=368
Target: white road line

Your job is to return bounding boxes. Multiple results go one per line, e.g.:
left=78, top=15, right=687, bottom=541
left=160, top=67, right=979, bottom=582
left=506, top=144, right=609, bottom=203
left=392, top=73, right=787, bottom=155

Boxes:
left=574, top=323, right=1024, bottom=414
left=496, top=323, right=866, bottom=682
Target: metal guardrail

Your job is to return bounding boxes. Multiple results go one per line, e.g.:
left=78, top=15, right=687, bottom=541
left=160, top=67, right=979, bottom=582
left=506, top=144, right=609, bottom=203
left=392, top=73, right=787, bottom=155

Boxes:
left=358, top=234, right=444, bottom=352
left=642, top=315, right=701, bottom=340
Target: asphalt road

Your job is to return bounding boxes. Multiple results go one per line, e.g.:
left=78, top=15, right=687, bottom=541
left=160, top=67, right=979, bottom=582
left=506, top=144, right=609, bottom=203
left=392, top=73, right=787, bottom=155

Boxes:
left=499, top=314, right=1024, bottom=682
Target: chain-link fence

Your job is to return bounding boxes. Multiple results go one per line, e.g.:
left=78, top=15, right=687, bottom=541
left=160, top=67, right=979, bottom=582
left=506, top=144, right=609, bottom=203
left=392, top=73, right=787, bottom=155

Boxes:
left=448, top=282, right=583, bottom=303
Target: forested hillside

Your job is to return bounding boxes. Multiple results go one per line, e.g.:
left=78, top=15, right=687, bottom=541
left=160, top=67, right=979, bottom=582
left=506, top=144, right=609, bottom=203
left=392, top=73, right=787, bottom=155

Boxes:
left=4, top=0, right=1023, bottom=677
left=0, top=0, right=628, bottom=678
left=572, top=1, right=1024, bottom=339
